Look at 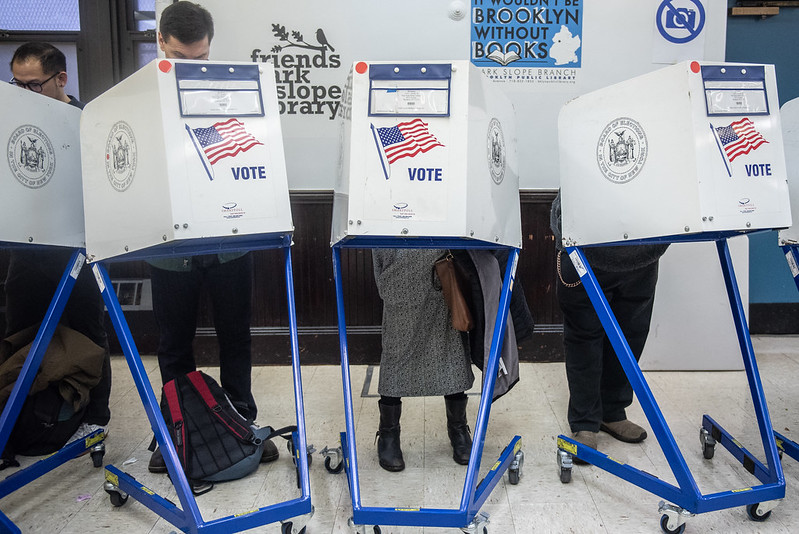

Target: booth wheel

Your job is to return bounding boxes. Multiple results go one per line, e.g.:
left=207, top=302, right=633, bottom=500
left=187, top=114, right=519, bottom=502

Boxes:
left=280, top=522, right=307, bottom=534
left=90, top=449, right=104, bottom=468
left=559, top=466, right=572, bottom=483
left=508, top=450, right=524, bottom=485
left=103, top=481, right=128, bottom=507
left=288, top=441, right=313, bottom=489
left=699, top=428, right=716, bottom=460
left=324, top=455, right=344, bottom=474
left=659, top=514, right=686, bottom=534
left=746, top=503, right=772, bottom=522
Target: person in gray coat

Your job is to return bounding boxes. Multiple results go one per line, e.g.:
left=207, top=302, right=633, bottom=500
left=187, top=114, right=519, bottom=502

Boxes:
left=372, top=249, right=475, bottom=471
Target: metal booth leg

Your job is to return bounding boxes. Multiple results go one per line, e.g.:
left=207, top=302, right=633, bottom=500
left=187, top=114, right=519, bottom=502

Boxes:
left=556, top=243, right=785, bottom=530
left=330, top=246, right=522, bottom=531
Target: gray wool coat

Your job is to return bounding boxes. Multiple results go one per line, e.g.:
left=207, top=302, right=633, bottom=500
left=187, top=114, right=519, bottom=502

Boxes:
left=372, top=249, right=474, bottom=398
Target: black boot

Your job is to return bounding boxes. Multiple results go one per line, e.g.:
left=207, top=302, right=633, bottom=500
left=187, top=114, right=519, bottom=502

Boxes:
left=445, top=396, right=472, bottom=465
left=376, top=401, right=405, bottom=472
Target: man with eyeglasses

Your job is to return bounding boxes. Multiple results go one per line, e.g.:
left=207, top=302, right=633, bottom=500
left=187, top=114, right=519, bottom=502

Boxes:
left=5, top=42, right=112, bottom=443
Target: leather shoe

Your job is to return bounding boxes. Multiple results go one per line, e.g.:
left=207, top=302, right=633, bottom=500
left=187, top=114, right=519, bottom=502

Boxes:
left=148, top=447, right=167, bottom=473
left=571, top=430, right=598, bottom=465
left=600, top=420, right=647, bottom=443
left=261, top=438, right=279, bottom=463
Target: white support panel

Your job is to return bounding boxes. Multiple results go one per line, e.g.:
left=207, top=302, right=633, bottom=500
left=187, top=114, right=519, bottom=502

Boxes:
left=1, top=83, right=85, bottom=248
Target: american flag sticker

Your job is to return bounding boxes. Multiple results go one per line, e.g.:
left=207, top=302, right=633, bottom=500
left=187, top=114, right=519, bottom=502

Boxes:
left=191, top=118, right=263, bottom=165
left=370, top=119, right=444, bottom=180
left=714, top=118, right=768, bottom=163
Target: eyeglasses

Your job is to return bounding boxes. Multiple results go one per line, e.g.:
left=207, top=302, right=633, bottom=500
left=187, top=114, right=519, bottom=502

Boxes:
left=9, top=72, right=60, bottom=93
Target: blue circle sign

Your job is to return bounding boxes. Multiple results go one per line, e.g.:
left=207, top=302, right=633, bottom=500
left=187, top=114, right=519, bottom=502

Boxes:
left=656, top=0, right=706, bottom=44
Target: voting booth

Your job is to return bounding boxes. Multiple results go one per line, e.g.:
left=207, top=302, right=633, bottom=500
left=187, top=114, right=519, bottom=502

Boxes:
left=81, top=59, right=293, bottom=262
left=327, top=60, right=522, bottom=534
left=555, top=61, right=787, bottom=533
left=1, top=83, right=85, bottom=248
left=332, top=60, right=520, bottom=248
left=778, top=97, right=799, bottom=290
left=79, top=59, right=311, bottom=534
left=0, top=86, right=107, bottom=533
left=559, top=61, right=791, bottom=247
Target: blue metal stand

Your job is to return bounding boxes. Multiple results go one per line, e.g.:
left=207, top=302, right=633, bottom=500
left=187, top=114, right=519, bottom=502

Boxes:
left=328, top=238, right=523, bottom=532
left=770, top=244, right=799, bottom=464
left=93, top=235, right=311, bottom=534
left=0, top=248, right=107, bottom=534
left=555, top=238, right=785, bottom=532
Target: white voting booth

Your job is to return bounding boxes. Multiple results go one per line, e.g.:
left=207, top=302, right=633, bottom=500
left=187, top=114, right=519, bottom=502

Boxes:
left=81, top=59, right=293, bottom=262
left=555, top=60, right=789, bottom=528
left=779, top=97, right=799, bottom=247
left=78, top=59, right=311, bottom=533
left=559, top=61, right=791, bottom=370
left=333, top=60, right=520, bottom=248
left=329, top=60, right=522, bottom=532
left=0, top=82, right=109, bottom=533
left=1, top=83, right=85, bottom=248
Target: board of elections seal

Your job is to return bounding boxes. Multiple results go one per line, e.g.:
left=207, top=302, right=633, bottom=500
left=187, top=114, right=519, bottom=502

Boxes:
left=596, top=117, right=648, bottom=184
left=7, top=124, right=55, bottom=189
left=105, top=121, right=137, bottom=192
left=486, top=118, right=506, bottom=184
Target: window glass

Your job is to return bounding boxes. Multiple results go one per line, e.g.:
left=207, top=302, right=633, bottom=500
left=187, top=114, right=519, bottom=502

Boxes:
left=136, top=41, right=158, bottom=70
left=1, top=42, right=80, bottom=99
left=134, top=0, right=156, bottom=31
left=0, top=0, right=80, bottom=31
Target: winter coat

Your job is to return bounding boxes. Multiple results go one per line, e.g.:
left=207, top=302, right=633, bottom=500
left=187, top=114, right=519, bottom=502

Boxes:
left=372, top=249, right=474, bottom=397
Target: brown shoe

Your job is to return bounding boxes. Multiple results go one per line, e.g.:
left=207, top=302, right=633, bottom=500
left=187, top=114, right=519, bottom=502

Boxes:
left=571, top=430, right=598, bottom=465
left=600, top=420, right=647, bottom=443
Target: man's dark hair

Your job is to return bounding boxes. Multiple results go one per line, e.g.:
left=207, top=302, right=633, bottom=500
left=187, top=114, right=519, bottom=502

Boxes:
left=160, top=1, right=214, bottom=44
left=10, top=42, right=67, bottom=74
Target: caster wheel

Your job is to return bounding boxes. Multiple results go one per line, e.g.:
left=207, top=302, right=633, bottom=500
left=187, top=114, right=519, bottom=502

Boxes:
left=90, top=450, right=104, bottom=468
left=107, top=490, right=128, bottom=507
left=702, top=442, right=715, bottom=460
left=660, top=514, right=686, bottom=534
left=559, top=466, right=572, bottom=484
left=508, top=468, right=520, bottom=485
left=746, top=503, right=772, bottom=522
left=373, top=526, right=382, bottom=534
left=324, top=455, right=344, bottom=474
left=281, top=522, right=307, bottom=534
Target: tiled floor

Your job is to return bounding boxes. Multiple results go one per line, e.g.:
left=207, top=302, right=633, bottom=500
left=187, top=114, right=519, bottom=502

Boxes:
left=2, top=335, right=799, bottom=533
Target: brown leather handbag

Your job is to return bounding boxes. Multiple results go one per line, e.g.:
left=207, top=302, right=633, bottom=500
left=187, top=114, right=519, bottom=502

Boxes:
left=434, top=252, right=474, bottom=332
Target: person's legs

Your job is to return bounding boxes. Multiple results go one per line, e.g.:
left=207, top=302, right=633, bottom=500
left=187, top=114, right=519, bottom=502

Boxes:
left=205, top=254, right=256, bottom=420
left=377, top=395, right=404, bottom=471
left=598, top=263, right=659, bottom=443
left=444, top=391, right=471, bottom=465
left=599, top=263, right=659, bottom=423
left=64, top=262, right=111, bottom=426
left=558, top=265, right=609, bottom=434
left=3, top=250, right=56, bottom=338
left=150, top=265, right=203, bottom=387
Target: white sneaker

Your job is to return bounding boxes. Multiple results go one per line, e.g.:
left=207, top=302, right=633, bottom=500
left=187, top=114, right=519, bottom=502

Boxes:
left=68, top=423, right=105, bottom=444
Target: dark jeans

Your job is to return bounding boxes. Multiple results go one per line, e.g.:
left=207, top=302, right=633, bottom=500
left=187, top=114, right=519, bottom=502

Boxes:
left=557, top=255, right=659, bottom=433
left=4, top=248, right=112, bottom=426
left=150, top=253, right=256, bottom=420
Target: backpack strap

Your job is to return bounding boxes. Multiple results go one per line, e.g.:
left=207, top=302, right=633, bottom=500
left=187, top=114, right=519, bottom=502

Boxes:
left=186, top=371, right=257, bottom=443
left=264, top=425, right=299, bottom=441
left=163, top=378, right=188, bottom=467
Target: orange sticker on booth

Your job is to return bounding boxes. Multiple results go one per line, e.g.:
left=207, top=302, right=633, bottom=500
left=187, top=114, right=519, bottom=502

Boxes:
left=159, top=60, right=173, bottom=73
left=355, top=62, right=368, bottom=74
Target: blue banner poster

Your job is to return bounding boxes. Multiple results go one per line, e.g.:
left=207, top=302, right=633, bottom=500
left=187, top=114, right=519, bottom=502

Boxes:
left=471, top=0, right=582, bottom=84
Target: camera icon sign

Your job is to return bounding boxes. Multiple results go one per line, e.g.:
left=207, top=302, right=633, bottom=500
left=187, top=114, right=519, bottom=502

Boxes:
left=656, top=0, right=706, bottom=44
